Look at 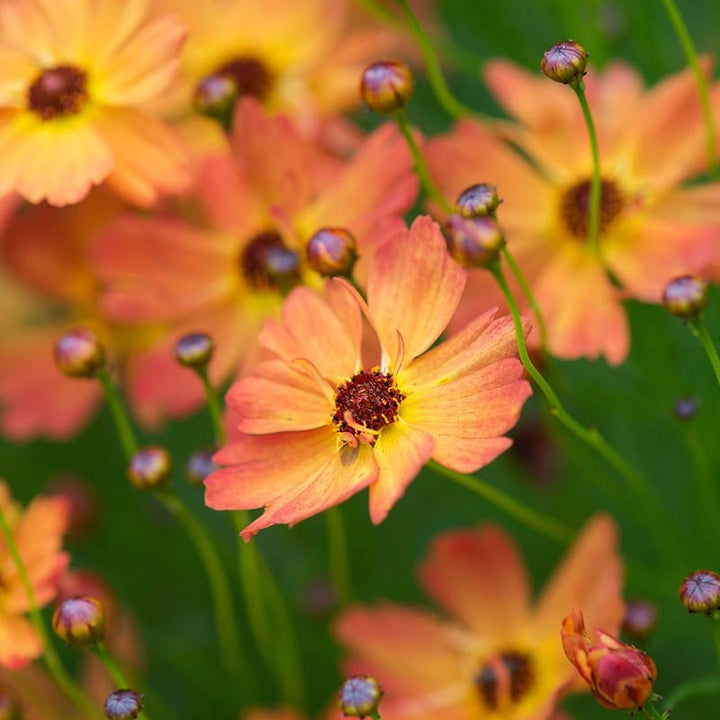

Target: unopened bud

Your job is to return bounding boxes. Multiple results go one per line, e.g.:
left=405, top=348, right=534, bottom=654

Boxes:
left=360, top=61, right=413, bottom=114
left=127, top=446, right=171, bottom=490
left=194, top=73, right=238, bottom=127
left=339, top=675, right=383, bottom=717
left=541, top=40, right=588, bottom=84
left=104, top=689, right=143, bottom=720
left=662, top=275, right=708, bottom=319
left=673, top=396, right=699, bottom=422
left=306, top=227, right=358, bottom=277
left=623, top=599, right=657, bottom=639
left=445, top=214, right=504, bottom=268
left=186, top=449, right=219, bottom=486
left=679, top=570, right=720, bottom=614
left=54, top=328, right=106, bottom=378
left=175, top=332, right=215, bottom=370
left=52, top=596, right=105, bottom=647
left=455, top=184, right=501, bottom=218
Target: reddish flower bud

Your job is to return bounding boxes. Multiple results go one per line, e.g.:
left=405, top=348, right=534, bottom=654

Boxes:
left=52, top=596, right=105, bottom=647
left=306, top=227, right=358, bottom=277
left=662, top=275, right=708, bottom=319
left=186, top=449, right=219, bottom=487
left=339, top=675, right=383, bottom=717
left=54, top=328, right=106, bottom=378
left=455, top=183, right=501, bottom=218
left=194, top=73, right=238, bottom=127
left=127, top=446, right=171, bottom=490
left=622, top=599, right=658, bottom=639
left=541, top=40, right=588, bottom=85
left=445, top=214, right=504, bottom=269
left=360, top=60, right=413, bottom=114
left=679, top=570, right=720, bottom=614
left=561, top=608, right=657, bottom=710
left=104, top=689, right=143, bottom=720
left=174, top=332, right=215, bottom=370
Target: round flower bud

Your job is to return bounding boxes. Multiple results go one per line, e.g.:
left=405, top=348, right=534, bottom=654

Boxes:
left=127, top=446, right=171, bottom=490
left=622, top=599, right=657, bottom=639
left=679, top=570, right=720, bottom=614
left=174, top=332, right=215, bottom=370
left=306, top=227, right=358, bottom=277
left=673, top=396, right=699, bottom=422
left=186, top=449, right=219, bottom=486
left=360, top=60, right=413, bottom=114
left=455, top=183, right=501, bottom=218
left=194, top=73, right=238, bottom=127
left=104, top=689, right=143, bottom=720
left=445, top=214, right=505, bottom=269
left=541, top=40, right=588, bottom=84
left=52, top=596, right=105, bottom=647
left=339, top=675, right=383, bottom=717
left=54, top=328, right=106, bottom=378
left=662, top=275, right=708, bottom=319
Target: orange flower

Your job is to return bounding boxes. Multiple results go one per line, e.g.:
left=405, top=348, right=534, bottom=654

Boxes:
left=335, top=515, right=624, bottom=720
left=427, top=61, right=720, bottom=364
left=0, top=480, right=69, bottom=670
left=561, top=608, right=657, bottom=710
left=205, top=215, right=531, bottom=539
left=0, top=0, right=190, bottom=206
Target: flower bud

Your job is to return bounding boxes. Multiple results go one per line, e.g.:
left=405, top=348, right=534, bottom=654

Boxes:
left=194, top=73, right=238, bottom=127
left=679, top=570, right=720, bottom=614
left=104, top=689, right=143, bottom=720
left=541, top=40, right=588, bottom=84
left=445, top=214, right=504, bottom=269
left=174, top=332, right=215, bottom=370
left=339, top=675, right=383, bottom=717
left=127, top=446, right=171, bottom=490
left=186, top=449, right=219, bottom=486
left=306, top=227, right=358, bottom=277
left=52, top=596, right=105, bottom=647
left=673, top=396, right=699, bottom=422
left=662, top=275, right=708, bottom=319
left=562, top=608, right=657, bottom=710
left=54, top=328, right=106, bottom=378
left=622, top=599, right=657, bottom=639
left=455, top=184, right=501, bottom=218
left=360, top=60, right=413, bottom=114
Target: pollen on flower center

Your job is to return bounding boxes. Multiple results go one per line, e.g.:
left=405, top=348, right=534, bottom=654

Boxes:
left=216, top=56, right=274, bottom=101
left=27, top=65, right=88, bottom=120
left=559, top=178, right=624, bottom=240
left=240, top=230, right=300, bottom=292
left=332, top=370, right=405, bottom=446
left=474, top=651, right=535, bottom=710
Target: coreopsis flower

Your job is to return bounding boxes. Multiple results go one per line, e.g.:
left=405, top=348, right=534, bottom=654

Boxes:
left=91, top=99, right=417, bottom=426
left=335, top=515, right=623, bottom=720
left=0, top=481, right=69, bottom=670
left=205, top=216, right=531, bottom=539
left=427, top=60, right=720, bottom=364
left=0, top=0, right=190, bottom=206
left=561, top=608, right=657, bottom=710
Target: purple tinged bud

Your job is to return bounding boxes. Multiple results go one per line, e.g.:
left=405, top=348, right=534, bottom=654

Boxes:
left=541, top=40, right=588, bottom=84
left=186, top=449, right=219, bottom=486
left=194, top=73, right=238, bottom=126
left=360, top=60, right=414, bottom=114
left=127, top=446, right=171, bottom=490
left=306, top=227, right=358, bottom=277
left=52, top=596, right=105, bottom=647
left=174, top=332, right=215, bottom=370
left=679, top=570, right=720, bottom=614
left=673, top=396, right=700, bottom=422
left=104, top=689, right=143, bottom=720
left=622, top=599, right=658, bottom=639
left=662, top=275, right=708, bottom=319
left=445, top=214, right=505, bottom=269
left=339, top=675, right=383, bottom=717
left=54, top=328, right=106, bottom=378
left=455, top=184, right=501, bottom=218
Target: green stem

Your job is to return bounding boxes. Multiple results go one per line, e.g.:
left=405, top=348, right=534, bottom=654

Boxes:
left=97, top=369, right=139, bottom=460
left=660, top=0, right=718, bottom=178
left=683, top=423, right=720, bottom=547
left=428, top=460, right=573, bottom=544
left=665, top=675, right=720, bottom=710
left=642, top=701, right=668, bottom=720
left=689, top=316, right=720, bottom=386
left=196, top=366, right=226, bottom=446
left=94, top=644, right=155, bottom=720
left=326, top=505, right=352, bottom=605
left=0, top=507, right=100, bottom=720
left=710, top=616, right=720, bottom=669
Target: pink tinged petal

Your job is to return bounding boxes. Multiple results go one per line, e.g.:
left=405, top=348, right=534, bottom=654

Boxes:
left=418, top=525, right=532, bottom=639
left=368, top=421, right=435, bottom=524
left=238, top=441, right=379, bottom=540
left=368, top=215, right=466, bottom=368
left=0, top=615, right=42, bottom=670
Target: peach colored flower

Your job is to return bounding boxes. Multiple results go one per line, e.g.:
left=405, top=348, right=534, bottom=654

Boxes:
left=205, top=215, right=531, bottom=539
left=427, top=60, right=720, bottom=364
left=0, top=480, right=69, bottom=670
left=335, top=515, right=624, bottom=720
left=0, top=0, right=190, bottom=206
left=91, top=99, right=417, bottom=426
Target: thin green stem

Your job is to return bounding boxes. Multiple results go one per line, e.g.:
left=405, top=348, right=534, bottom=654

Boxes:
left=196, top=366, right=226, bottom=446
left=710, top=616, right=720, bottom=669
left=683, top=423, right=720, bottom=547
left=689, top=316, right=720, bottom=386
left=665, top=675, right=720, bottom=710
left=642, top=701, right=668, bottom=720
left=0, top=507, right=100, bottom=720
left=428, top=460, right=573, bottom=544
left=660, top=0, right=718, bottom=178
left=326, top=505, right=352, bottom=605
left=97, top=369, right=139, bottom=460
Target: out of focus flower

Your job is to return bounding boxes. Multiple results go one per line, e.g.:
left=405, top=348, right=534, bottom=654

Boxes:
left=205, top=216, right=530, bottom=539
left=562, top=607, right=656, bottom=710
left=0, top=481, right=69, bottom=670
left=92, top=99, right=417, bottom=426
left=0, top=0, right=190, bottom=206
left=336, top=515, right=623, bottom=720
left=428, top=61, right=720, bottom=364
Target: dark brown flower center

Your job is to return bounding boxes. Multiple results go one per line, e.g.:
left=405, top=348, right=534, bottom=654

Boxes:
left=216, top=56, right=274, bottom=101
left=559, top=178, right=624, bottom=240
left=240, top=231, right=300, bottom=292
left=474, top=651, right=534, bottom=711
left=333, top=370, right=404, bottom=445
left=27, top=65, right=88, bottom=120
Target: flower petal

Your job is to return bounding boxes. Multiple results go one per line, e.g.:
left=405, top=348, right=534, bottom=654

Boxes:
left=0, top=614, right=41, bottom=670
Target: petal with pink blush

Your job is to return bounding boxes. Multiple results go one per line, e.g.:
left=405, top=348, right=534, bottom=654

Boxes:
left=0, top=614, right=42, bottom=670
